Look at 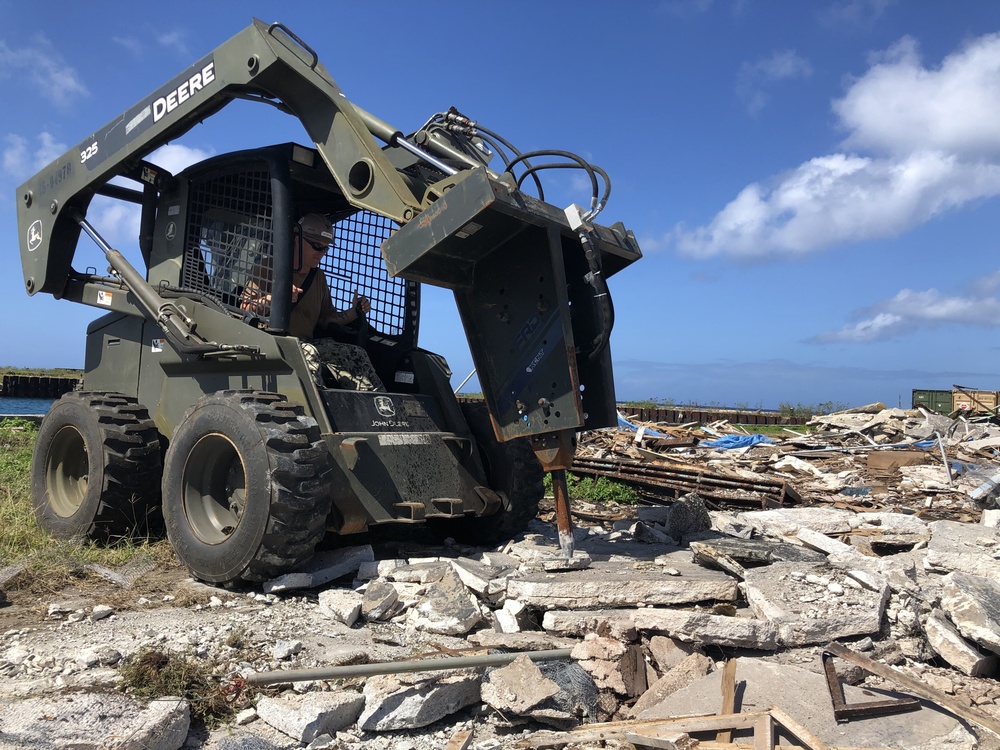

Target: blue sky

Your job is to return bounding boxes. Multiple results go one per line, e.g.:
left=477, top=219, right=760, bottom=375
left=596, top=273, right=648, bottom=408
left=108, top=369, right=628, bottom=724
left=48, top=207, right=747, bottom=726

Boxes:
left=3, top=1, right=1000, bottom=410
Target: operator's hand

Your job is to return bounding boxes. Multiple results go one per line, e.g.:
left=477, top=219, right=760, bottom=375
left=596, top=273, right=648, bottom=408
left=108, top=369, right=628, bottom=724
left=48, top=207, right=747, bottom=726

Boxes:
left=241, top=291, right=272, bottom=315
left=291, top=284, right=304, bottom=304
left=353, top=290, right=371, bottom=316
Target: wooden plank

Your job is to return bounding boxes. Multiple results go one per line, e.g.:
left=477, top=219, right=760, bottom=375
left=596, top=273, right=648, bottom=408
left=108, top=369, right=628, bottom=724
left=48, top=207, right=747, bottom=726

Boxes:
left=824, top=642, right=1000, bottom=740
left=516, top=712, right=768, bottom=748
left=717, top=658, right=739, bottom=743
left=769, top=706, right=832, bottom=750
left=698, top=745, right=893, bottom=750
left=753, top=713, right=774, bottom=750
left=444, top=727, right=473, bottom=750
left=623, top=729, right=699, bottom=749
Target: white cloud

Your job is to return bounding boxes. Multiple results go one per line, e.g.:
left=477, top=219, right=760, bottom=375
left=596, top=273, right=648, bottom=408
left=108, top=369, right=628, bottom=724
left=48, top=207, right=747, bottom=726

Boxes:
left=157, top=30, right=190, bottom=57
left=148, top=143, right=215, bottom=174
left=2, top=132, right=67, bottom=179
left=813, top=281, right=1000, bottom=343
left=86, top=143, right=214, bottom=249
left=737, top=50, right=813, bottom=116
left=835, top=34, right=1000, bottom=157
left=677, top=151, right=1000, bottom=259
left=113, top=36, right=145, bottom=56
left=87, top=196, right=144, bottom=250
left=677, top=33, right=1000, bottom=260
left=0, top=37, right=87, bottom=105
left=819, top=0, right=896, bottom=28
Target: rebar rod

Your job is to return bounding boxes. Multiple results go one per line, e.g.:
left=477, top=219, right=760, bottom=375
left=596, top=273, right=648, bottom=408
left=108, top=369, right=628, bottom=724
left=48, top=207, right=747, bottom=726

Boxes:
left=244, top=647, right=573, bottom=686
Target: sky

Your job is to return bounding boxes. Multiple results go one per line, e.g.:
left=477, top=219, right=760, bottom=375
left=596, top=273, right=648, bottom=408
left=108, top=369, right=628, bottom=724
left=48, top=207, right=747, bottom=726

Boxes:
left=3, top=1, right=1000, bottom=411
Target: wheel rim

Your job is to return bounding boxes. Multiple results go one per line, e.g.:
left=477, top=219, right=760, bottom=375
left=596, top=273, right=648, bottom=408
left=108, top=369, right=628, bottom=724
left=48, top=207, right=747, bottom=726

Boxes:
left=181, top=433, right=246, bottom=545
left=45, top=425, right=89, bottom=518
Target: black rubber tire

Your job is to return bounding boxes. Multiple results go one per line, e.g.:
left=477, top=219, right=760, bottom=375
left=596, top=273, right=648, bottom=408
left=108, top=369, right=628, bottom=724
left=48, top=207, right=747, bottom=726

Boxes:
left=438, top=401, right=544, bottom=545
left=162, top=390, right=332, bottom=585
left=31, top=392, right=162, bottom=543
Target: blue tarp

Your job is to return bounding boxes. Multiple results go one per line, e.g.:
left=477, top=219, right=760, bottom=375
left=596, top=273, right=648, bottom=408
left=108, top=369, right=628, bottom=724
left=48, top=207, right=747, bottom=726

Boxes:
left=616, top=413, right=672, bottom=439
left=699, top=433, right=777, bottom=449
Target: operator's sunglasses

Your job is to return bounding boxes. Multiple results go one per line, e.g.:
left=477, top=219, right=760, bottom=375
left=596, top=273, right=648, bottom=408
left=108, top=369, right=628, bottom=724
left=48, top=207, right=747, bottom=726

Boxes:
left=306, top=238, right=330, bottom=253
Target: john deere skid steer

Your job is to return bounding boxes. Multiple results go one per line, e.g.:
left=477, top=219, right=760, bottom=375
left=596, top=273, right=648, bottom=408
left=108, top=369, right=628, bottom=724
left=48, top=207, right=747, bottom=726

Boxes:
left=16, top=20, right=641, bottom=584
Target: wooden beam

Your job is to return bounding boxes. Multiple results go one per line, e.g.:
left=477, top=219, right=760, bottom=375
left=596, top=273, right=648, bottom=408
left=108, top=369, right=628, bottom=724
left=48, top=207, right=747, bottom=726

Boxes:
left=718, top=658, right=739, bottom=743
left=753, top=712, right=774, bottom=750
left=517, top=712, right=767, bottom=748
left=769, top=706, right=832, bottom=750
left=443, top=727, right=473, bottom=750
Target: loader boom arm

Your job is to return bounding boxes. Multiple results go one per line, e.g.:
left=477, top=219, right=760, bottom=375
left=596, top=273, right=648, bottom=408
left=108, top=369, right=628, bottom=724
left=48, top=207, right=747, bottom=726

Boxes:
left=16, top=19, right=473, bottom=298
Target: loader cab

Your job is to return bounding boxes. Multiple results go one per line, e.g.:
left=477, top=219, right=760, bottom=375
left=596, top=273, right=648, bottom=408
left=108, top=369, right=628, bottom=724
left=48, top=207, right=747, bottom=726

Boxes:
left=146, top=142, right=422, bottom=392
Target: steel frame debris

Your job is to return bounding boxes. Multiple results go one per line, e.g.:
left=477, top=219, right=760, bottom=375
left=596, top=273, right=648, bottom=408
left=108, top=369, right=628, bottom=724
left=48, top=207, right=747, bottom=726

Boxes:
left=571, top=456, right=802, bottom=508
left=820, top=649, right=920, bottom=722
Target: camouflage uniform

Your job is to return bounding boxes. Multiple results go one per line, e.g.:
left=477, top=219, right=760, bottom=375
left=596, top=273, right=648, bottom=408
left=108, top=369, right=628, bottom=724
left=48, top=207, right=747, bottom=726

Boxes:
left=301, top=339, right=385, bottom=391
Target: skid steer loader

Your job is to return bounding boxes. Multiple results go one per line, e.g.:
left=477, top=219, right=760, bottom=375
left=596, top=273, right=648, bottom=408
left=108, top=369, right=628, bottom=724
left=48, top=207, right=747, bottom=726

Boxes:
left=16, top=20, right=641, bottom=585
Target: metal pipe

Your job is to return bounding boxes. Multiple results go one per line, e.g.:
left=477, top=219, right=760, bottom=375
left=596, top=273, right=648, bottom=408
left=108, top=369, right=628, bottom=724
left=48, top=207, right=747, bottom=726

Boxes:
left=244, top=647, right=573, bottom=687
left=351, top=104, right=489, bottom=175
left=936, top=432, right=953, bottom=486
left=392, top=136, right=459, bottom=176
left=73, top=212, right=221, bottom=354
left=455, top=367, right=477, bottom=394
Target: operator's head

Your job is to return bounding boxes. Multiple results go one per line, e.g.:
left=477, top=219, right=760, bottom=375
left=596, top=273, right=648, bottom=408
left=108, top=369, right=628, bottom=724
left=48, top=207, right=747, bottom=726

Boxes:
left=297, top=213, right=333, bottom=253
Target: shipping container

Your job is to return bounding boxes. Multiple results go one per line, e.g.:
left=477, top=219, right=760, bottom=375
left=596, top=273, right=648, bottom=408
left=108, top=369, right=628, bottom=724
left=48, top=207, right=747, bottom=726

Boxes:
left=952, top=389, right=999, bottom=414
left=911, top=389, right=953, bottom=414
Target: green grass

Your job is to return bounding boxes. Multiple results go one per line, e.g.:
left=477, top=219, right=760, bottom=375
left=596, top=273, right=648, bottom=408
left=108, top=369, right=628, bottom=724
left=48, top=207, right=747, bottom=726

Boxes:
left=545, top=471, right=642, bottom=505
left=0, top=419, right=47, bottom=563
left=118, top=648, right=246, bottom=727
left=0, top=366, right=83, bottom=379
left=0, top=419, right=172, bottom=593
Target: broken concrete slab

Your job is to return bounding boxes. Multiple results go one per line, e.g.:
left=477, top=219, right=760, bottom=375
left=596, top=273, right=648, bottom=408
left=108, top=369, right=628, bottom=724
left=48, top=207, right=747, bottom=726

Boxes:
left=360, top=580, right=400, bottom=621
left=495, top=598, right=533, bottom=633
left=481, top=654, right=561, bottom=716
left=924, top=609, right=998, bottom=677
left=636, top=657, right=976, bottom=749
left=925, top=521, right=1000, bottom=578
left=742, top=562, right=888, bottom=646
left=630, top=652, right=713, bottom=717
left=256, top=691, right=365, bottom=744
left=264, top=545, right=375, bottom=593
left=738, top=507, right=856, bottom=538
left=355, top=558, right=405, bottom=581
left=467, top=631, right=578, bottom=651
left=542, top=608, right=779, bottom=650
left=795, top=526, right=859, bottom=557
left=647, top=635, right=697, bottom=672
left=507, top=560, right=737, bottom=610
left=856, top=511, right=930, bottom=535
left=317, top=588, right=363, bottom=627
left=357, top=672, right=481, bottom=731
left=691, top=536, right=825, bottom=578
left=940, top=571, right=1000, bottom=656
left=0, top=693, right=189, bottom=750
left=571, top=634, right=631, bottom=694
left=387, top=561, right=449, bottom=585
left=449, top=557, right=514, bottom=601
left=407, top=568, right=482, bottom=635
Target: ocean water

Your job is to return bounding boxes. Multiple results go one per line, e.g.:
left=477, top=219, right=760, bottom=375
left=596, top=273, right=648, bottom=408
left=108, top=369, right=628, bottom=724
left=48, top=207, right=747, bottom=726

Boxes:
left=0, top=397, right=54, bottom=415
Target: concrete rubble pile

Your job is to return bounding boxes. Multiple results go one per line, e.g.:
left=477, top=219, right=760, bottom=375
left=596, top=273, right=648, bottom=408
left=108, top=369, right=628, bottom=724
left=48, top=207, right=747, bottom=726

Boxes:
left=578, top=402, right=1000, bottom=516
left=1, top=405, right=1000, bottom=748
